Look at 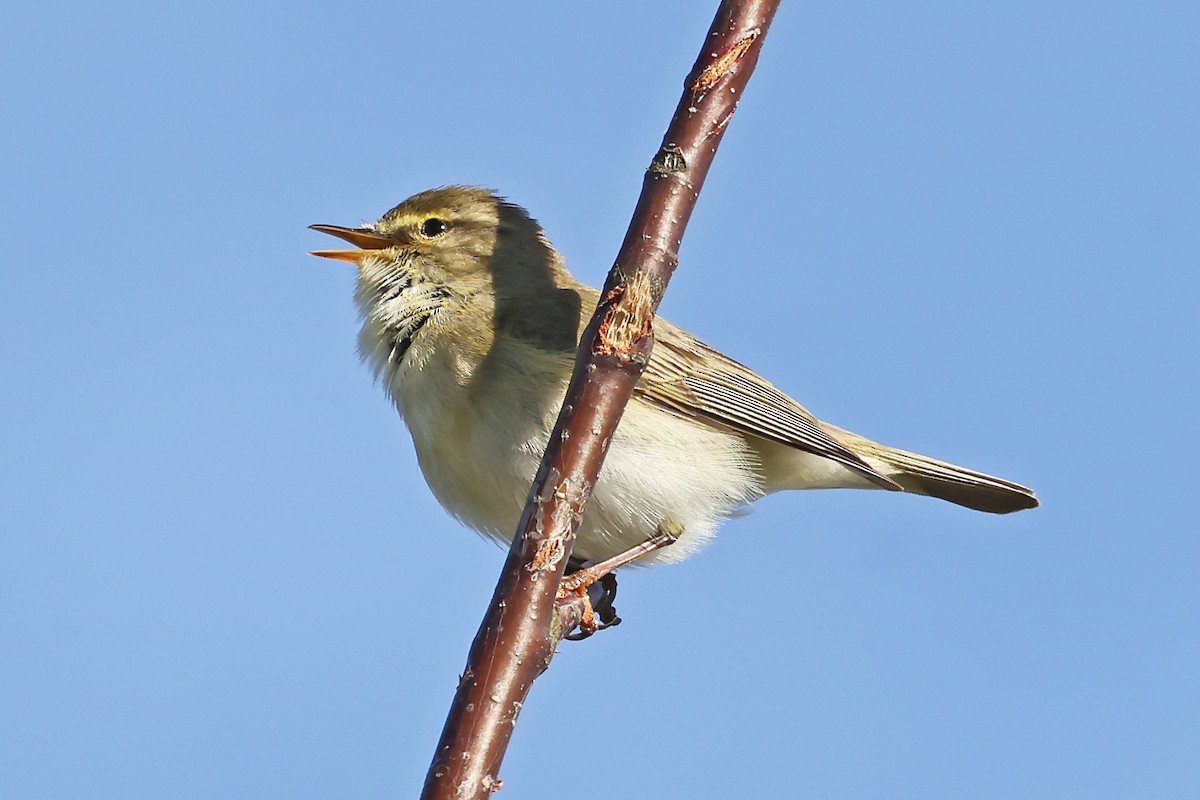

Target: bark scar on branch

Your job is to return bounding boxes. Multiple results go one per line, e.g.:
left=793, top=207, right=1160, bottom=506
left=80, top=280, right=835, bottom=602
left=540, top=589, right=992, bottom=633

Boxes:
left=705, top=108, right=738, bottom=141
left=527, top=536, right=565, bottom=572
left=692, top=28, right=761, bottom=93
left=650, top=143, right=688, bottom=177
left=596, top=270, right=656, bottom=357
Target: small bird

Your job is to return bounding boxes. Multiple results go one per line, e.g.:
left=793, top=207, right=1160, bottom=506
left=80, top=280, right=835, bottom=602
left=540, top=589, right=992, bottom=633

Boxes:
left=311, top=186, right=1037, bottom=567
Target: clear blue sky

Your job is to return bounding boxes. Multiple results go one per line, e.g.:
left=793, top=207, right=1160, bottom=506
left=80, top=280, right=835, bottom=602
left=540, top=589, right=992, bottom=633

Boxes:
left=3, top=2, right=1197, bottom=798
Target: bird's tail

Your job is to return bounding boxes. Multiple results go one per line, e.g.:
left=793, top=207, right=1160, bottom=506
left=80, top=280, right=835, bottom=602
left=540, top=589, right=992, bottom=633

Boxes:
left=824, top=424, right=1039, bottom=514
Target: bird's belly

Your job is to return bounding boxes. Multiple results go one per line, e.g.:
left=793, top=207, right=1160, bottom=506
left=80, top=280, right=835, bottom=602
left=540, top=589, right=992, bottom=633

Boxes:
left=397, top=367, right=764, bottom=566
left=572, top=401, right=766, bottom=564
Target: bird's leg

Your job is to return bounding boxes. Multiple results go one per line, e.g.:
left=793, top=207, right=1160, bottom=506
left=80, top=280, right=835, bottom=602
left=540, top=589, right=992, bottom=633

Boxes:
left=558, top=526, right=679, bottom=640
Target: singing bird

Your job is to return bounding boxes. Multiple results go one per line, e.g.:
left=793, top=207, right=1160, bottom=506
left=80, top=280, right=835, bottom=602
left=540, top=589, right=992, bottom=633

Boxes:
left=311, top=187, right=1037, bottom=567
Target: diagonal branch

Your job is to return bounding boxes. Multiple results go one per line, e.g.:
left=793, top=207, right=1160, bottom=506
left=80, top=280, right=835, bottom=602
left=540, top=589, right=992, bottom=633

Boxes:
left=421, top=2, right=781, bottom=797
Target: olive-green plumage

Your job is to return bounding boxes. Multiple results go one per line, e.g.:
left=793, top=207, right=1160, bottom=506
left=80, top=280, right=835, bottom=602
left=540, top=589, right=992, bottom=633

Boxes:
left=311, top=187, right=1037, bottom=565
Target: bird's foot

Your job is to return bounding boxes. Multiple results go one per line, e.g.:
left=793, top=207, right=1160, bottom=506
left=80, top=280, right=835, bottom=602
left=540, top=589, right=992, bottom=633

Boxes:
left=557, top=528, right=679, bottom=640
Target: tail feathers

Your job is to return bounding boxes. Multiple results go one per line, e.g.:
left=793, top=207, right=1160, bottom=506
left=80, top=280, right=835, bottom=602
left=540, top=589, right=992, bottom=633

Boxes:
left=824, top=424, right=1039, bottom=514
left=870, top=447, right=1039, bottom=514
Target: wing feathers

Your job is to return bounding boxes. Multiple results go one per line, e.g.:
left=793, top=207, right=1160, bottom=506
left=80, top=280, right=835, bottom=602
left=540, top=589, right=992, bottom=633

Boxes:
left=638, top=328, right=900, bottom=491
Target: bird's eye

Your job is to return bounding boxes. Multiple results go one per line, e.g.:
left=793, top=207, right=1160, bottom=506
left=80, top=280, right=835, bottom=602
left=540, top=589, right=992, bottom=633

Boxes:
left=420, top=218, right=449, bottom=238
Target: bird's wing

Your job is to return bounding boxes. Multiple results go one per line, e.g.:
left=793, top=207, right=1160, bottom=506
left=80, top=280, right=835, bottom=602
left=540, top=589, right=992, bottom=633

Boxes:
left=637, top=325, right=900, bottom=490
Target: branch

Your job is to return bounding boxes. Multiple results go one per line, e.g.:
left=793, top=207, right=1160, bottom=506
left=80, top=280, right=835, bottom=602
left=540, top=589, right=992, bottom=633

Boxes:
left=421, top=2, right=781, bottom=797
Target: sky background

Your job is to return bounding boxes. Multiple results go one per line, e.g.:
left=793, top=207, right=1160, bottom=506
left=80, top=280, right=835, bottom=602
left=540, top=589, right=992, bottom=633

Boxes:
left=2, top=2, right=1197, bottom=798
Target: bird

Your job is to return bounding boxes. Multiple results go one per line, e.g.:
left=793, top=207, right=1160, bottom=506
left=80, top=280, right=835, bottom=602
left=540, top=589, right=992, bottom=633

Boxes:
left=310, top=186, right=1037, bottom=568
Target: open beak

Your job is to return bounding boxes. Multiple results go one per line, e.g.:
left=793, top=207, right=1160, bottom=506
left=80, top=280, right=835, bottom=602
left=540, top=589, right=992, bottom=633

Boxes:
left=308, top=224, right=394, bottom=264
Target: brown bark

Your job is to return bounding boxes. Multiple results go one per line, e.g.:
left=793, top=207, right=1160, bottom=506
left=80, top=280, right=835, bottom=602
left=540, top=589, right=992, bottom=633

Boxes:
left=420, top=2, right=781, bottom=797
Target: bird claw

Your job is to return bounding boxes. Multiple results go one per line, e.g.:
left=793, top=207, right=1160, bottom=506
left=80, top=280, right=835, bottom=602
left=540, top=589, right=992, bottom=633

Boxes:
left=555, top=530, right=678, bottom=640
left=560, top=573, right=621, bottom=641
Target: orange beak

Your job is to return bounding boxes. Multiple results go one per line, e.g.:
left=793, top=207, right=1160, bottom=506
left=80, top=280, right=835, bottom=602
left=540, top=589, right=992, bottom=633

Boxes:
left=308, top=224, right=394, bottom=264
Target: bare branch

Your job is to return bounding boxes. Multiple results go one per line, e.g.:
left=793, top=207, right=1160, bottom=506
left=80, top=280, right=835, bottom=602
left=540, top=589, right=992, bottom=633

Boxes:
left=421, top=2, right=781, bottom=797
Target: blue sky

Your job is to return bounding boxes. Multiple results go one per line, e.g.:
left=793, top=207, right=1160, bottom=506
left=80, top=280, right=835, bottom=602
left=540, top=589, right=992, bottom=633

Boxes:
left=2, top=2, right=1197, bottom=798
